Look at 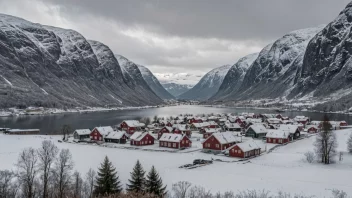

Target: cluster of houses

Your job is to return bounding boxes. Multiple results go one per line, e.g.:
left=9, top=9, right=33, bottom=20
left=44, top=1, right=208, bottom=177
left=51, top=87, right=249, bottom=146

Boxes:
left=72, top=113, right=348, bottom=159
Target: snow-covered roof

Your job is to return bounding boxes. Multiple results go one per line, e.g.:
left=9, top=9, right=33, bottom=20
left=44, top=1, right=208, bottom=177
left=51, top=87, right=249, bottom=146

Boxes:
left=266, top=129, right=290, bottom=139
left=266, top=118, right=282, bottom=124
left=174, top=124, right=189, bottom=131
left=159, top=133, right=188, bottom=143
left=248, top=124, right=267, bottom=134
left=105, top=131, right=127, bottom=139
left=232, top=140, right=261, bottom=152
left=294, top=116, right=309, bottom=121
left=161, top=126, right=173, bottom=132
left=246, top=118, right=262, bottom=123
left=279, top=125, right=299, bottom=134
left=130, top=132, right=152, bottom=141
left=211, top=132, right=241, bottom=144
left=203, top=128, right=221, bottom=133
left=123, top=120, right=145, bottom=127
left=74, top=129, right=91, bottom=135
left=94, top=126, right=114, bottom=136
left=306, top=125, right=318, bottom=129
left=225, top=122, right=242, bottom=129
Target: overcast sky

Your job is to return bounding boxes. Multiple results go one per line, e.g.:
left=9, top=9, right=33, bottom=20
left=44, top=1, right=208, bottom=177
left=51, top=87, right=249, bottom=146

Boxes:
left=0, top=0, right=350, bottom=84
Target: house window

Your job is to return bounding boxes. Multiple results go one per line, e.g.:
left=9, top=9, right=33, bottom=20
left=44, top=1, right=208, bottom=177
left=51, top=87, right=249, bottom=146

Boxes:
left=168, top=143, right=171, bottom=147
left=146, top=137, right=149, bottom=140
left=216, top=144, right=219, bottom=148
left=182, top=140, right=184, bottom=144
left=186, top=140, right=189, bottom=143
left=173, top=143, right=176, bottom=147
left=235, top=150, right=238, bottom=153
left=238, top=150, right=241, bottom=154
left=273, top=139, right=276, bottom=143
left=161, top=142, right=163, bottom=146
left=149, top=141, right=151, bottom=144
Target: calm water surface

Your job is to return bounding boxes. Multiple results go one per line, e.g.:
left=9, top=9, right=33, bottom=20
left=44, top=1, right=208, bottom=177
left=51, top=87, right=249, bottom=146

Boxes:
left=1, top=105, right=351, bottom=134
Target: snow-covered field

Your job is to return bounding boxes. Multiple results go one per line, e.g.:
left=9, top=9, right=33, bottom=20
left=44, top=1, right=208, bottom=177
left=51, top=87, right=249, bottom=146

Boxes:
left=1, top=130, right=352, bottom=196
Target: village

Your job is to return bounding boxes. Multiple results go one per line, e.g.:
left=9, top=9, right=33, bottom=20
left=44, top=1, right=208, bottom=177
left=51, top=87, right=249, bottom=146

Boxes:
left=3, top=112, right=347, bottom=164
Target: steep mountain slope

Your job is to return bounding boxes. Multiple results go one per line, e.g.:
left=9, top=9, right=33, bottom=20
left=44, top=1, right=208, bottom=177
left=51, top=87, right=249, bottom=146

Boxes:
left=178, top=65, right=231, bottom=100
left=0, top=14, right=162, bottom=108
left=114, top=55, right=163, bottom=104
left=137, top=65, right=175, bottom=100
left=290, top=2, right=352, bottom=101
left=216, top=26, right=323, bottom=101
left=210, top=53, right=259, bottom=101
left=161, top=83, right=193, bottom=97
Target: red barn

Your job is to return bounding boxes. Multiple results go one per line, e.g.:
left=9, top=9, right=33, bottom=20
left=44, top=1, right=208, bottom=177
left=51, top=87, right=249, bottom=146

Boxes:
left=228, top=140, right=261, bottom=158
left=90, top=126, right=114, bottom=141
left=158, top=126, right=173, bottom=139
left=130, top=132, right=154, bottom=146
left=202, top=132, right=241, bottom=153
left=266, top=130, right=290, bottom=144
left=159, top=134, right=192, bottom=149
left=120, top=120, right=145, bottom=134
left=166, top=122, right=173, bottom=127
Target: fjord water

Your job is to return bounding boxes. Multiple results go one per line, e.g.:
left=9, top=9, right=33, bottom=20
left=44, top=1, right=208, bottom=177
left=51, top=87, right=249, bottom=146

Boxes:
left=0, top=105, right=351, bottom=134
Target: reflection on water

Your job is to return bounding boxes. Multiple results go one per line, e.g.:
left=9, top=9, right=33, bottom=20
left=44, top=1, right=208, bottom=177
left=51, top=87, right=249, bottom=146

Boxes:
left=0, top=105, right=351, bottom=134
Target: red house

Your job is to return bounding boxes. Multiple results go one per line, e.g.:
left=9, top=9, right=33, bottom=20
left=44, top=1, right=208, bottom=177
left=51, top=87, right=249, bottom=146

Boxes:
left=174, top=124, right=192, bottom=137
left=158, top=126, right=173, bottom=139
left=200, top=128, right=221, bottom=139
left=90, top=126, right=114, bottom=141
left=120, top=120, right=145, bottom=134
left=266, top=130, right=290, bottom=144
left=159, top=133, right=192, bottom=149
left=340, top=121, right=348, bottom=127
left=307, top=125, right=319, bottom=133
left=228, top=140, right=261, bottom=158
left=166, top=122, right=173, bottom=127
left=202, top=132, right=241, bottom=153
left=189, top=117, right=203, bottom=124
left=130, top=132, right=154, bottom=146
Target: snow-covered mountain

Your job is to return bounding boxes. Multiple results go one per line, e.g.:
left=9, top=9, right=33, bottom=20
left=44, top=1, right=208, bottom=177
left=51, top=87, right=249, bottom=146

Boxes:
left=178, top=65, right=231, bottom=100
left=161, top=83, right=193, bottom=97
left=154, top=73, right=203, bottom=85
left=212, top=26, right=323, bottom=102
left=288, top=2, right=352, bottom=111
left=0, top=14, right=163, bottom=108
left=211, top=53, right=259, bottom=101
left=137, top=65, right=175, bottom=100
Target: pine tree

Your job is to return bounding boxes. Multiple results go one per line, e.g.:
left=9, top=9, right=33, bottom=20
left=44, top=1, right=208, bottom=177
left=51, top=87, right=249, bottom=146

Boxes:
left=94, top=156, right=122, bottom=196
left=127, top=160, right=146, bottom=193
left=347, top=132, right=352, bottom=153
left=145, top=166, right=167, bottom=197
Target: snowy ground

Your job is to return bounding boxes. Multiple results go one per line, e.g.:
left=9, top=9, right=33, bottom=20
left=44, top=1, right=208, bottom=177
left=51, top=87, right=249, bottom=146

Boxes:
left=1, top=130, right=352, bottom=196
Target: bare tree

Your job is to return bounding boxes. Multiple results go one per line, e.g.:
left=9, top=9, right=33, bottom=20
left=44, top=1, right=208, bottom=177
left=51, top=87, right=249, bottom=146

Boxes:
left=16, top=148, right=38, bottom=198
left=53, top=149, right=74, bottom=198
left=304, top=151, right=315, bottom=163
left=84, top=168, right=96, bottom=198
left=61, top=124, right=72, bottom=141
left=314, top=115, right=338, bottom=164
left=72, top=171, right=83, bottom=198
left=37, top=140, right=59, bottom=198
left=0, top=170, right=18, bottom=197
left=347, top=133, right=352, bottom=154
left=172, top=181, right=192, bottom=198
left=188, top=185, right=212, bottom=198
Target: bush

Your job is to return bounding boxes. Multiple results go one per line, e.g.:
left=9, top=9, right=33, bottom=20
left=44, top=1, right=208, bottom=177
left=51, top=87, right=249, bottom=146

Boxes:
left=304, top=151, right=315, bottom=163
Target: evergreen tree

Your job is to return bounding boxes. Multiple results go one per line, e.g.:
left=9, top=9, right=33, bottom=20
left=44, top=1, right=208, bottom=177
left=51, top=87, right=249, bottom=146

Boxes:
left=145, top=166, right=167, bottom=197
left=127, top=160, right=146, bottom=193
left=94, top=156, right=122, bottom=196
left=347, top=132, right=352, bottom=153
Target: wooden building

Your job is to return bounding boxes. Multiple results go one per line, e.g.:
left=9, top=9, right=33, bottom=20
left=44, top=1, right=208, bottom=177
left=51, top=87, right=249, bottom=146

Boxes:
left=202, top=132, right=241, bottom=153
left=90, top=126, right=114, bottom=141
left=245, top=124, right=268, bottom=139
left=228, top=140, right=261, bottom=158
left=158, top=126, right=173, bottom=139
left=266, top=130, right=290, bottom=144
left=130, top=132, right=154, bottom=146
left=159, top=133, right=192, bottom=149
left=120, top=120, right=145, bottom=134
left=73, top=129, right=91, bottom=141
left=104, top=131, right=129, bottom=144
left=4, top=129, right=40, bottom=135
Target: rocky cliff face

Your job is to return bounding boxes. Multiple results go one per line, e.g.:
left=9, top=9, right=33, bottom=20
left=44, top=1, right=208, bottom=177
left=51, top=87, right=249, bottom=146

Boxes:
left=210, top=53, right=259, bottom=101
left=290, top=2, right=352, bottom=100
left=137, top=65, right=175, bottom=100
left=161, top=83, right=193, bottom=97
left=0, top=14, right=162, bottom=108
left=178, top=65, right=231, bottom=101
